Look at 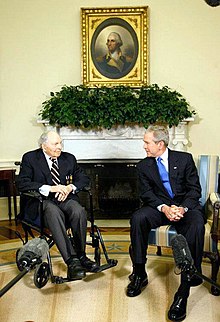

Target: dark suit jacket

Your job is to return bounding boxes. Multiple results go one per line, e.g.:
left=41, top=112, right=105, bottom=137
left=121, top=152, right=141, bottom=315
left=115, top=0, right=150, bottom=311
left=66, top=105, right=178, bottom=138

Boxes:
left=18, top=148, right=90, bottom=200
left=137, top=149, right=202, bottom=212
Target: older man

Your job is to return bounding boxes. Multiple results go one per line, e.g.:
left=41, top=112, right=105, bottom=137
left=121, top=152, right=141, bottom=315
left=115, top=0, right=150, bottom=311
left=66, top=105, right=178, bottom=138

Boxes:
left=126, top=125, right=205, bottom=322
left=18, top=131, right=99, bottom=280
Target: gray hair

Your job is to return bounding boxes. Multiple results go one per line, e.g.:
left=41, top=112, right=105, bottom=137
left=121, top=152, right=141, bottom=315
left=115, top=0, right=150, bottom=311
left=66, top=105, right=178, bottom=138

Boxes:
left=145, top=125, right=169, bottom=147
left=38, top=132, right=49, bottom=148
left=107, top=32, right=123, bottom=47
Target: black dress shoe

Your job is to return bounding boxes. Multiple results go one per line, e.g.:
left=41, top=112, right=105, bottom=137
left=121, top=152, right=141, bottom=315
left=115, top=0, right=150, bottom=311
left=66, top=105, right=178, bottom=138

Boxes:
left=129, top=272, right=135, bottom=281
left=126, top=274, right=148, bottom=297
left=168, top=295, right=187, bottom=321
left=67, top=258, right=86, bottom=280
left=79, top=255, right=100, bottom=272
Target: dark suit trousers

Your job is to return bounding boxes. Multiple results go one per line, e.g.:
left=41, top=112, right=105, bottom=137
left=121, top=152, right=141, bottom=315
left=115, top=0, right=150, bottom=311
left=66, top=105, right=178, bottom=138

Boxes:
left=130, top=206, right=205, bottom=272
left=43, top=199, right=87, bottom=263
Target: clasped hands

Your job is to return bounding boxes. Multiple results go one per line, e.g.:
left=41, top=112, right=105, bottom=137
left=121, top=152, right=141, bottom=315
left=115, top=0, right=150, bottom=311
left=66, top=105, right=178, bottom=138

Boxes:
left=161, top=205, right=185, bottom=222
left=50, top=184, right=73, bottom=202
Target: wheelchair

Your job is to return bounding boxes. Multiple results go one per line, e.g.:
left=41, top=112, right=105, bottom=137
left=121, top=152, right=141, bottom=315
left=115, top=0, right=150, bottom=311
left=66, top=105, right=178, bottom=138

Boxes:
left=15, top=188, right=118, bottom=289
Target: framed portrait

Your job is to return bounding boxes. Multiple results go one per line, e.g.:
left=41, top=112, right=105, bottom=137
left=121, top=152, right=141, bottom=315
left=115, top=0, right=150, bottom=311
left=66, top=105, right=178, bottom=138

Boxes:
left=81, top=6, right=149, bottom=87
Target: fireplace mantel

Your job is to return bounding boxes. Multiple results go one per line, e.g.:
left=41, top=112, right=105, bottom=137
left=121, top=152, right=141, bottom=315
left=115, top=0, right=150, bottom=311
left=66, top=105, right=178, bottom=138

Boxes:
left=39, top=118, right=194, bottom=161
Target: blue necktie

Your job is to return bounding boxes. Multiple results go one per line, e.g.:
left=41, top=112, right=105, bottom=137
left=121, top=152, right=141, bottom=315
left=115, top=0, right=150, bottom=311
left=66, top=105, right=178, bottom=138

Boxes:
left=157, top=157, right=174, bottom=198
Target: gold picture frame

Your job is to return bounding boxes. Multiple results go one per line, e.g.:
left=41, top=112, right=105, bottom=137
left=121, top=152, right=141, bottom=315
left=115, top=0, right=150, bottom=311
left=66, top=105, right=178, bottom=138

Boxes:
left=81, top=6, right=149, bottom=87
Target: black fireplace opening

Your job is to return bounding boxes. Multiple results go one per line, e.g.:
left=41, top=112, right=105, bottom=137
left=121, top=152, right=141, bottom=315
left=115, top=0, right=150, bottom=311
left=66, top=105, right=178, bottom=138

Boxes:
left=79, top=161, right=141, bottom=219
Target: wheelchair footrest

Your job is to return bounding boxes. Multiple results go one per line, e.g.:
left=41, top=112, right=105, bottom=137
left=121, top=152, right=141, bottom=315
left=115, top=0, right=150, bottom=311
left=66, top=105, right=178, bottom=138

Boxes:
left=97, top=259, right=118, bottom=272
left=52, top=276, right=67, bottom=284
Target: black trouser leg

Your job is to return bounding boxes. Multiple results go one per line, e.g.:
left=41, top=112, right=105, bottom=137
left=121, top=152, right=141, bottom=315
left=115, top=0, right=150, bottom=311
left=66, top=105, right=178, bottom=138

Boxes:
left=175, top=210, right=205, bottom=273
left=130, top=207, right=152, bottom=264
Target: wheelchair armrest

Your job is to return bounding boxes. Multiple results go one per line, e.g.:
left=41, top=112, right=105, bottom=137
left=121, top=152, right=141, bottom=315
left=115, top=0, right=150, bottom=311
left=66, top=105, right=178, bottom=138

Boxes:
left=21, top=191, right=43, bottom=201
left=76, top=186, right=92, bottom=196
left=209, top=192, right=220, bottom=241
left=77, top=186, right=91, bottom=193
left=82, top=186, right=90, bottom=191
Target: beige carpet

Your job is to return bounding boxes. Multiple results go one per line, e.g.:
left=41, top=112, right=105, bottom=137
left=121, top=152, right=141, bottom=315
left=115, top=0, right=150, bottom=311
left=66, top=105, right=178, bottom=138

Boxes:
left=0, top=237, right=220, bottom=322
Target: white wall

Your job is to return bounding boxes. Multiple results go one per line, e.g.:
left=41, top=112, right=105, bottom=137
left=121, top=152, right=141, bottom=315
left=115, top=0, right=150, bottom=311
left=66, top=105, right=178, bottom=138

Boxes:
left=0, top=0, right=220, bottom=219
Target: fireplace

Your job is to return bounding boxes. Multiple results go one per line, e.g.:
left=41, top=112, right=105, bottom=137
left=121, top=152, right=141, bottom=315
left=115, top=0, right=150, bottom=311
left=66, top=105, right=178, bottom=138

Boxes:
left=79, top=160, right=140, bottom=219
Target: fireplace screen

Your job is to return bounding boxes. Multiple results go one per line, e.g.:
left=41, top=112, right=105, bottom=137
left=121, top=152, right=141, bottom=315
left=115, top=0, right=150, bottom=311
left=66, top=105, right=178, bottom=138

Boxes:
left=79, top=161, right=140, bottom=219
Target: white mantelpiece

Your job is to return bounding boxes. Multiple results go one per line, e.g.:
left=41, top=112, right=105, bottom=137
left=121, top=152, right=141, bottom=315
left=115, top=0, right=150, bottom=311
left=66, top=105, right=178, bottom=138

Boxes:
left=40, top=118, right=194, bottom=161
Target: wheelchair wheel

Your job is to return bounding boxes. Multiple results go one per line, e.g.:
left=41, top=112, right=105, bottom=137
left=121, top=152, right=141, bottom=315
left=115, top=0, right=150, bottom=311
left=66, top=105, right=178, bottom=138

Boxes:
left=34, top=262, right=50, bottom=288
left=16, top=248, right=24, bottom=272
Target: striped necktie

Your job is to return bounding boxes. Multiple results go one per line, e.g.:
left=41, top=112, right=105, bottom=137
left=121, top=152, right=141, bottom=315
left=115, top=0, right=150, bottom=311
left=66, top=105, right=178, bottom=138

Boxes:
left=50, top=158, right=60, bottom=185
left=156, top=157, right=174, bottom=198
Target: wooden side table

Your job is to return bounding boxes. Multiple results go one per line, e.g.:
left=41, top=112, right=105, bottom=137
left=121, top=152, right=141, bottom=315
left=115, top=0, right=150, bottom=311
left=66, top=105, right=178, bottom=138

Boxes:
left=0, top=168, right=17, bottom=224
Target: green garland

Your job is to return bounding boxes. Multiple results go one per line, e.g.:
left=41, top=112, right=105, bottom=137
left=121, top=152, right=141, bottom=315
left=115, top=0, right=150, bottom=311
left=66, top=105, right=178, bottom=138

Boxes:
left=39, top=84, right=195, bottom=129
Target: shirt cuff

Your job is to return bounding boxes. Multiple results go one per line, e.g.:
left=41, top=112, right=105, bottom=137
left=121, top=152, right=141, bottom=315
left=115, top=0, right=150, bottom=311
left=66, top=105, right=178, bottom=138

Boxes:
left=157, top=204, right=166, bottom=212
left=39, top=185, right=51, bottom=196
left=70, top=184, right=77, bottom=194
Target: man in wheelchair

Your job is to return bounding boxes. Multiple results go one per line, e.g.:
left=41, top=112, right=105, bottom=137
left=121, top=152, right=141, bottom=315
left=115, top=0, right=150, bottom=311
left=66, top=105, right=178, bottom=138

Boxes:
left=18, top=131, right=99, bottom=281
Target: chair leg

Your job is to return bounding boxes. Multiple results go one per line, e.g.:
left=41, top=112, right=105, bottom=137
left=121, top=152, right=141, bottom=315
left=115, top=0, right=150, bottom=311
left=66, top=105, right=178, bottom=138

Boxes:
left=211, top=252, right=220, bottom=296
left=203, top=250, right=220, bottom=296
left=211, top=253, right=220, bottom=281
left=156, top=246, right=162, bottom=256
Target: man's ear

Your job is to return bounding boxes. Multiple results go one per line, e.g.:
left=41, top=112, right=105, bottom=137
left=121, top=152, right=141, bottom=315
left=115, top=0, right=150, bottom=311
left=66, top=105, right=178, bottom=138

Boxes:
left=42, top=143, right=47, bottom=152
left=158, top=141, right=164, bottom=150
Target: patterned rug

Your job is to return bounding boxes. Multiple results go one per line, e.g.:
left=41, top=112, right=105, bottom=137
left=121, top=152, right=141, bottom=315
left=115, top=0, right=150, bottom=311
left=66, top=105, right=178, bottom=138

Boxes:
left=0, top=250, right=219, bottom=322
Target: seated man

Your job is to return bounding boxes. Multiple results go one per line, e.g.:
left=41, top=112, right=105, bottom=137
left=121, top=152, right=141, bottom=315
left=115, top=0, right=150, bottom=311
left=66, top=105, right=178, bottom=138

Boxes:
left=18, top=131, right=99, bottom=280
left=126, top=125, right=205, bottom=322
